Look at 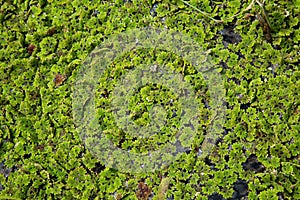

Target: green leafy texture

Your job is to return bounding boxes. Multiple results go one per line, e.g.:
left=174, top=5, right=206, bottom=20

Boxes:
left=0, top=0, right=299, bottom=199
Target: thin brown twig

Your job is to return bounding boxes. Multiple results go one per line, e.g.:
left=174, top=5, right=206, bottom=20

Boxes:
left=181, top=0, right=257, bottom=23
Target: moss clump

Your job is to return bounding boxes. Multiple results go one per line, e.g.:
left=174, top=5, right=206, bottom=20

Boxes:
left=0, top=0, right=299, bottom=199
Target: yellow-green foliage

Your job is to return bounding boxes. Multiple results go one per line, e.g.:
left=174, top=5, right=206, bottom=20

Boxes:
left=0, top=0, right=299, bottom=199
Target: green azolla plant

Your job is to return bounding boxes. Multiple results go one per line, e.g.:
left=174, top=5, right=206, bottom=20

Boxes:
left=0, top=0, right=299, bottom=199
left=94, top=49, right=208, bottom=156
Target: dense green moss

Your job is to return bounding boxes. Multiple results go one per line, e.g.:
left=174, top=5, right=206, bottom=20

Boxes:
left=0, top=0, right=299, bottom=199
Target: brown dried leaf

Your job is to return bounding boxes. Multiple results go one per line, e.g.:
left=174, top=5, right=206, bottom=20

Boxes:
left=136, top=182, right=152, bottom=200
left=54, top=73, right=67, bottom=87
left=47, top=27, right=56, bottom=36
left=27, top=44, right=36, bottom=55
left=256, top=13, right=272, bottom=42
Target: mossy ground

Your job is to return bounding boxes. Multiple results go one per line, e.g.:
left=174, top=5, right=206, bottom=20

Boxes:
left=0, top=0, right=299, bottom=199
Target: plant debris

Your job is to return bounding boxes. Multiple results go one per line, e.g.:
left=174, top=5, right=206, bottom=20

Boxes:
left=54, top=73, right=67, bottom=87
left=136, top=182, right=152, bottom=200
left=27, top=44, right=36, bottom=55
left=256, top=12, right=272, bottom=42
